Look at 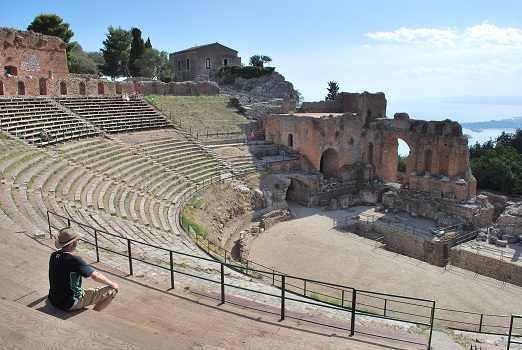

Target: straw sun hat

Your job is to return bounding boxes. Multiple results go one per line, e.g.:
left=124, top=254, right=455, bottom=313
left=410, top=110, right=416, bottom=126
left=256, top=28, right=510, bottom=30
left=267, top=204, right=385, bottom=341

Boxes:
left=55, top=227, right=83, bottom=249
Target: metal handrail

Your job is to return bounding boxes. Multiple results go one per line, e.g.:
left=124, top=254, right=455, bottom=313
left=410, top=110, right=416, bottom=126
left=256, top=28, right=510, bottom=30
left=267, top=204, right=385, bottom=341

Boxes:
left=47, top=209, right=434, bottom=349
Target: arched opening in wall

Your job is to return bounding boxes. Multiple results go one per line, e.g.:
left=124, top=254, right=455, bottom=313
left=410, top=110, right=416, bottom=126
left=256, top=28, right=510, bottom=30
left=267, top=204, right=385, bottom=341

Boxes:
left=423, top=149, right=433, bottom=174
left=287, top=134, right=293, bottom=147
left=97, top=82, right=104, bottom=94
left=366, top=142, right=374, bottom=164
left=39, top=79, right=47, bottom=95
left=377, top=187, right=392, bottom=203
left=0, top=81, right=4, bottom=95
left=60, top=81, right=67, bottom=95
left=134, top=83, right=140, bottom=95
left=79, top=82, right=86, bottom=95
left=439, top=152, right=450, bottom=176
left=320, top=148, right=339, bottom=180
left=397, top=139, right=410, bottom=182
left=366, top=109, right=372, bottom=126
left=17, top=81, right=25, bottom=95
left=115, top=83, right=122, bottom=95
left=152, top=83, right=159, bottom=94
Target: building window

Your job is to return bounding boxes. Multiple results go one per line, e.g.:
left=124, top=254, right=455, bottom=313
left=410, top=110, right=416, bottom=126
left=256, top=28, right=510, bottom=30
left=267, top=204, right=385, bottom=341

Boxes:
left=205, top=57, right=211, bottom=69
left=186, top=58, right=190, bottom=70
left=287, top=134, right=293, bottom=147
left=177, top=60, right=181, bottom=71
left=223, top=58, right=228, bottom=66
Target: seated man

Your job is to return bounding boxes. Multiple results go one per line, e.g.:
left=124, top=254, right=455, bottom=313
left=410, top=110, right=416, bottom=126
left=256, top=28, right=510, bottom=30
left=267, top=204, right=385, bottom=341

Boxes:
left=48, top=227, right=119, bottom=311
left=39, top=129, right=49, bottom=141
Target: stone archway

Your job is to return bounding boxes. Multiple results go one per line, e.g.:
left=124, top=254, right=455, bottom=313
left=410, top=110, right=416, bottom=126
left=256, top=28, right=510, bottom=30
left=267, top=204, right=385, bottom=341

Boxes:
left=79, top=82, right=86, bottom=95
left=39, top=79, right=47, bottom=95
left=17, top=81, right=25, bottom=95
left=97, top=82, right=105, bottom=94
left=60, top=81, right=67, bottom=95
left=320, top=148, right=339, bottom=180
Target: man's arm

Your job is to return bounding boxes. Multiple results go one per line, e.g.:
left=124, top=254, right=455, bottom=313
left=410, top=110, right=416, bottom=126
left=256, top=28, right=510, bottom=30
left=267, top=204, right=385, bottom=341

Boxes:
left=90, top=271, right=119, bottom=292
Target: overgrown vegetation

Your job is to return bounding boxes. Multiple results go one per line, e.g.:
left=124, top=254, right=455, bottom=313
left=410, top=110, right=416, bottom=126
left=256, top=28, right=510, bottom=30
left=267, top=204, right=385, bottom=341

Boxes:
left=469, top=128, right=522, bottom=194
left=219, top=65, right=275, bottom=82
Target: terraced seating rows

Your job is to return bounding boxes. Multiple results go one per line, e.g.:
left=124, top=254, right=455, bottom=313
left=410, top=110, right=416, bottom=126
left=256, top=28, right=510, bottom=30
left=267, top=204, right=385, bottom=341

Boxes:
left=55, top=96, right=172, bottom=134
left=126, top=135, right=233, bottom=185
left=0, top=125, right=267, bottom=304
left=0, top=97, right=99, bottom=146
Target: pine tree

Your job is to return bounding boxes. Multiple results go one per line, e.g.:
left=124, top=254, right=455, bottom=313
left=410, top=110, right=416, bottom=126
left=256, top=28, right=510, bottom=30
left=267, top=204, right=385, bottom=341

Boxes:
left=129, top=28, right=145, bottom=77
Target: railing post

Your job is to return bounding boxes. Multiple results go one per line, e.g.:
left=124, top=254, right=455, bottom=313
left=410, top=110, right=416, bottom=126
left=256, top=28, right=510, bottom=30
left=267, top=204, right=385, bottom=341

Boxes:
left=220, top=262, right=225, bottom=304
left=127, top=239, right=133, bottom=275
left=94, top=229, right=100, bottom=262
left=341, top=289, right=345, bottom=307
left=47, top=211, right=52, bottom=238
left=350, top=289, right=356, bottom=336
left=281, top=275, right=286, bottom=320
left=478, top=313, right=484, bottom=333
left=427, top=301, right=436, bottom=350
left=384, top=299, right=387, bottom=316
left=303, top=280, right=307, bottom=297
left=507, top=315, right=515, bottom=350
left=170, top=251, right=174, bottom=290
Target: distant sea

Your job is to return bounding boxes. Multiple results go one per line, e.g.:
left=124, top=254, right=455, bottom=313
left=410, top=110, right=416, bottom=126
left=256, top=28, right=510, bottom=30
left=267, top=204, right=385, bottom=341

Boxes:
left=389, top=99, right=522, bottom=156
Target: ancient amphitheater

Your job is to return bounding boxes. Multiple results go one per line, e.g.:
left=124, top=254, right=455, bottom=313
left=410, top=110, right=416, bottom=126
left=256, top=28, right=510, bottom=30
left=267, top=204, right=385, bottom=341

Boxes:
left=0, top=94, right=520, bottom=350
left=1, top=26, right=521, bottom=350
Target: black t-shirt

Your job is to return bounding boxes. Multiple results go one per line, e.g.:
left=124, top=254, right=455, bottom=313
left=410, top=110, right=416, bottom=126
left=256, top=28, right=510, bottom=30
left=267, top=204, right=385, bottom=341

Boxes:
left=48, top=251, right=94, bottom=310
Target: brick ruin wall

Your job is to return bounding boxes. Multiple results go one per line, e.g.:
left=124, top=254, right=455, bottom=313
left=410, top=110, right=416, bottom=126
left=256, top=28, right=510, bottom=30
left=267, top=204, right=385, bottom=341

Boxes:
left=0, top=27, right=219, bottom=97
left=1, top=28, right=68, bottom=78
left=0, top=75, right=220, bottom=97
left=450, top=248, right=522, bottom=287
left=265, top=110, right=476, bottom=200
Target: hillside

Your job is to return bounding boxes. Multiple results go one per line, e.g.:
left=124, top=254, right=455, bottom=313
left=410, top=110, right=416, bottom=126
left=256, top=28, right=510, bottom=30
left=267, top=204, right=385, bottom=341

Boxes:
left=149, top=95, right=250, bottom=137
left=461, top=116, right=522, bottom=132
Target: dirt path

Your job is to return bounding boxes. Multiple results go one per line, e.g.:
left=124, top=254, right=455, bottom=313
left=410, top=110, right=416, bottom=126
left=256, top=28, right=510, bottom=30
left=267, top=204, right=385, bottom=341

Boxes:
left=249, top=202, right=522, bottom=317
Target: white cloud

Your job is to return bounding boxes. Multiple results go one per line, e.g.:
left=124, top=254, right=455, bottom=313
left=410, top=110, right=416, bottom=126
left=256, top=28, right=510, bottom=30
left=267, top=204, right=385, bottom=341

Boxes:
left=364, top=27, right=457, bottom=47
left=364, top=21, right=522, bottom=49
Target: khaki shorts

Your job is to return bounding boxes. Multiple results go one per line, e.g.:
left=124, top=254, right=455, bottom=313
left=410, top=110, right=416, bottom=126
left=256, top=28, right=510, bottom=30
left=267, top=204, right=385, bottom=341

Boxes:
left=69, top=286, right=117, bottom=311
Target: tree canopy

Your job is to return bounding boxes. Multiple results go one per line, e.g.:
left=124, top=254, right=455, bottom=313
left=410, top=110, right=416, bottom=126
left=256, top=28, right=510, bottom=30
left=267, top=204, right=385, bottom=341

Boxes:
left=69, top=44, right=101, bottom=74
left=100, top=26, right=132, bottom=79
left=133, top=48, right=173, bottom=82
left=249, top=55, right=272, bottom=68
left=325, top=81, right=339, bottom=101
left=470, top=128, right=522, bottom=194
left=129, top=27, right=145, bottom=77
left=28, top=14, right=75, bottom=67
left=28, top=14, right=74, bottom=43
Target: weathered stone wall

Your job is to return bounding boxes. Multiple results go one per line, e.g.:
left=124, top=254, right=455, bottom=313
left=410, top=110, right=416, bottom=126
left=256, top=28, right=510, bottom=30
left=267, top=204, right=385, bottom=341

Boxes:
left=0, top=28, right=68, bottom=78
left=300, top=92, right=386, bottom=121
left=264, top=108, right=476, bottom=201
left=450, top=248, right=522, bottom=286
left=382, top=190, right=494, bottom=228
left=0, top=75, right=220, bottom=97
left=372, top=224, right=445, bottom=265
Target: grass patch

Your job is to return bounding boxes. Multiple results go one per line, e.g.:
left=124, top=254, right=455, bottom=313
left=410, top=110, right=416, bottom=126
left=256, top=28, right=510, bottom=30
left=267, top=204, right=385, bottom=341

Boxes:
left=150, top=95, right=249, bottom=136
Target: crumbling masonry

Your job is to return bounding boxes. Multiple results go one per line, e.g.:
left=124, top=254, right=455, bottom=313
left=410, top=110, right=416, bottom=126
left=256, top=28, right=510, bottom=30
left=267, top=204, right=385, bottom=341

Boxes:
left=264, top=92, right=492, bottom=230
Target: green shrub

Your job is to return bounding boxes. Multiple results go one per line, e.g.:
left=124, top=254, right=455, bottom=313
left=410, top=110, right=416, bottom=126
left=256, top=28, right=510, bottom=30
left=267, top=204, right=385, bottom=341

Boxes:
left=220, top=65, right=275, bottom=81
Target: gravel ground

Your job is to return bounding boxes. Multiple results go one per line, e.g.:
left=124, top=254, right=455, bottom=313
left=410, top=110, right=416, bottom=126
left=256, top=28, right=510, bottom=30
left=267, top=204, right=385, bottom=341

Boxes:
left=249, top=202, right=522, bottom=349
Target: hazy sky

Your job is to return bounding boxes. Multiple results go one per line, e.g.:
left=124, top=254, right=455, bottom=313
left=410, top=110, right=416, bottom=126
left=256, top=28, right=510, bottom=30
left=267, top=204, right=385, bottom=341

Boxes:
left=2, top=0, right=522, bottom=122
